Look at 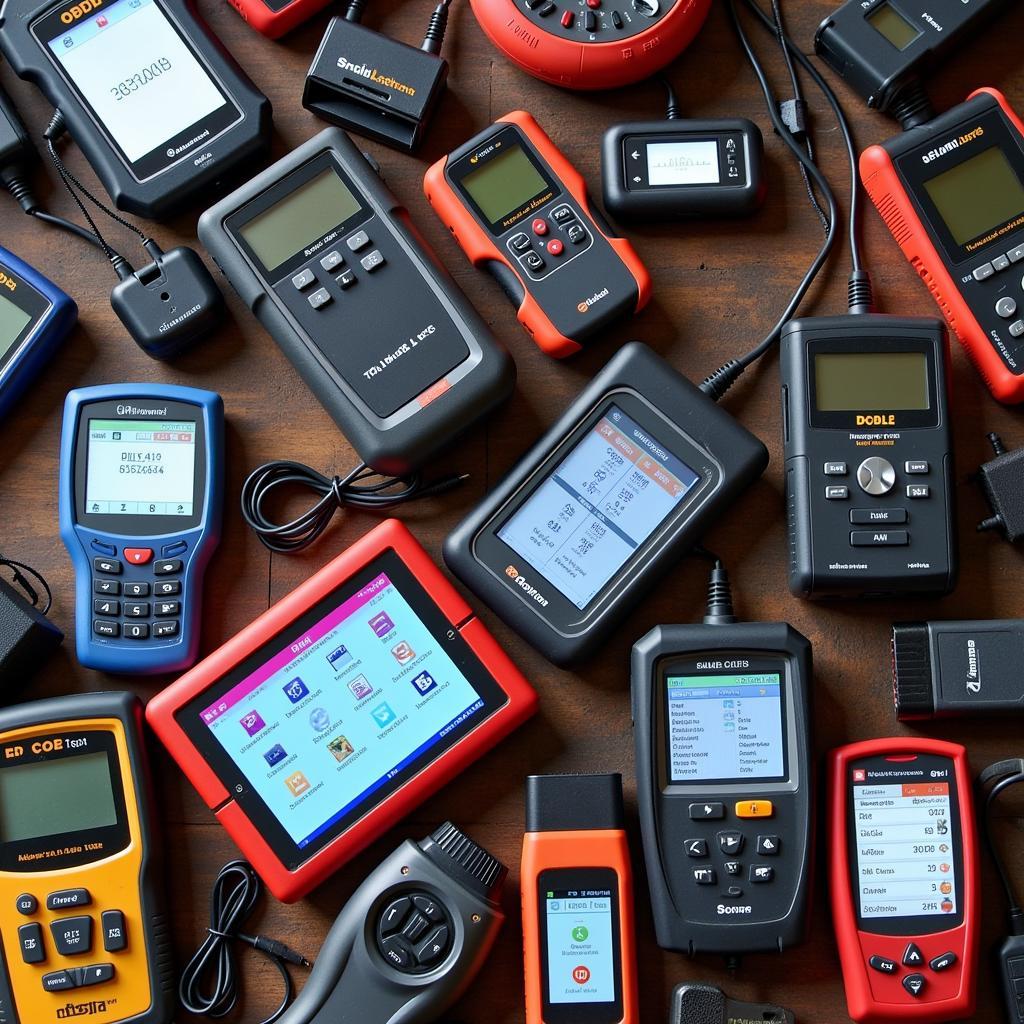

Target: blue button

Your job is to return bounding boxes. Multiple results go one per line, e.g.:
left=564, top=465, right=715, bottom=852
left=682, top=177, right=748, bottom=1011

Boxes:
left=161, top=541, right=187, bottom=558
left=90, top=539, right=117, bottom=557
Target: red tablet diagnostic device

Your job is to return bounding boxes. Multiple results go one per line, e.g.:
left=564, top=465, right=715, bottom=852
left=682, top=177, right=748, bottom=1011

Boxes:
left=829, top=738, right=979, bottom=1024
left=146, top=519, right=537, bottom=902
left=424, top=110, right=651, bottom=359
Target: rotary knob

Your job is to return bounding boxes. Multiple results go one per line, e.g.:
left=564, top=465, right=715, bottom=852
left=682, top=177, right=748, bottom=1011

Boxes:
left=857, top=457, right=896, bottom=496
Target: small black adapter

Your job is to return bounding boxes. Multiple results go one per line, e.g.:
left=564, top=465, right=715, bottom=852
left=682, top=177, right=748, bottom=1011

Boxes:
left=0, top=572, right=62, bottom=697
left=975, top=433, right=1024, bottom=542
left=304, top=0, right=451, bottom=153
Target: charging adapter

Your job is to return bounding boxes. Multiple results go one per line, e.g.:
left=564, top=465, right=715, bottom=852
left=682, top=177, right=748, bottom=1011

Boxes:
left=303, top=0, right=451, bottom=152
left=975, top=433, right=1024, bottom=543
left=0, top=565, right=62, bottom=697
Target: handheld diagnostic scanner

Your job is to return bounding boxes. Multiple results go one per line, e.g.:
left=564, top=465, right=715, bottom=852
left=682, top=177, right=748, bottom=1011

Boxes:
left=0, top=691, right=172, bottom=1024
left=59, top=384, right=224, bottom=675
left=424, top=111, right=652, bottom=359
left=0, top=0, right=272, bottom=220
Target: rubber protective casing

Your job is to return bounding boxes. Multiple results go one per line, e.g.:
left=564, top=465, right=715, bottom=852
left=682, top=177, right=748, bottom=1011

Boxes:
left=860, top=88, right=1024, bottom=404
left=0, top=0, right=272, bottom=220
left=200, top=128, right=514, bottom=475
left=828, top=738, right=979, bottom=1024
left=0, top=246, right=77, bottom=420
left=146, top=519, right=538, bottom=903
left=469, top=0, right=711, bottom=90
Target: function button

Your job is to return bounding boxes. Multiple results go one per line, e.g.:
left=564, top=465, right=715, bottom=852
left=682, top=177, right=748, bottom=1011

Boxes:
left=509, top=232, right=531, bottom=252
left=124, top=602, right=150, bottom=618
left=532, top=218, right=549, bottom=236
left=1010, top=320, right=1024, bottom=338
left=308, top=287, right=332, bottom=310
left=347, top=230, right=371, bottom=252
left=907, top=485, right=930, bottom=499
left=94, top=579, right=120, bottom=596
left=611, top=8, right=622, bottom=26
left=903, top=943, right=924, bottom=967
left=93, top=557, right=122, bottom=576
left=584, top=9, right=597, bottom=29
left=693, top=867, right=716, bottom=885
left=560, top=9, right=574, bottom=26
left=80, top=963, right=114, bottom=987
left=320, top=250, right=344, bottom=273
left=380, top=935, right=414, bottom=970
left=685, top=838, right=708, bottom=858
left=161, top=541, right=187, bottom=558
left=123, top=582, right=150, bottom=598
left=415, top=924, right=449, bottom=966
left=18, top=923, right=45, bottom=964
left=360, top=250, right=386, bottom=273
left=522, top=252, right=546, bottom=272
left=994, top=254, right=1012, bottom=272
left=547, top=239, right=564, bottom=256
left=903, top=974, right=926, bottom=997
left=401, top=914, right=429, bottom=944
left=337, top=269, right=356, bottom=290
left=850, top=508, right=907, bottom=525
left=50, top=916, right=92, bottom=956
left=16, top=893, right=38, bottom=916
left=825, top=486, right=849, bottom=500
left=929, top=951, right=957, bottom=972
left=869, top=955, right=898, bottom=975
left=824, top=461, right=847, bottom=475
left=291, top=268, right=316, bottom=291
left=723, top=885, right=743, bottom=899
left=905, top=460, right=929, bottom=474
left=857, top=457, right=896, bottom=496
left=756, top=835, right=780, bottom=856
left=724, top=861, right=741, bottom=876
left=586, top=0, right=600, bottom=6
left=551, top=205, right=574, bottom=224
left=47, top=890, right=91, bottom=911
left=94, top=620, right=119, bottom=638
left=689, top=802, right=725, bottom=820
left=93, top=599, right=119, bottom=618
left=154, top=559, right=182, bottom=576
left=1009, top=244, right=1024, bottom=263
left=566, top=223, right=587, bottom=245
left=538, top=2, right=556, bottom=15
left=155, top=580, right=181, bottom=596
left=42, top=970, right=78, bottom=992
left=735, top=800, right=773, bottom=819
left=123, top=623, right=150, bottom=640
left=154, top=621, right=178, bottom=638
left=749, top=865, right=774, bottom=883
left=380, top=896, right=412, bottom=936
left=101, top=911, right=126, bottom=953
left=155, top=601, right=180, bottom=617
left=973, top=262, right=995, bottom=281
left=997, top=296, right=1018, bottom=319
left=525, top=0, right=544, bottom=8
left=90, top=539, right=116, bottom=557
left=123, top=548, right=152, bottom=566
left=850, top=530, right=909, bottom=547
left=412, top=895, right=444, bottom=923
left=717, top=831, right=743, bottom=855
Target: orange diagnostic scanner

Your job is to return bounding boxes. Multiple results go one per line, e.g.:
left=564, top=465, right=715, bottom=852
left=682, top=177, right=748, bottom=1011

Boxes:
left=521, top=774, right=639, bottom=1024
left=424, top=111, right=651, bottom=358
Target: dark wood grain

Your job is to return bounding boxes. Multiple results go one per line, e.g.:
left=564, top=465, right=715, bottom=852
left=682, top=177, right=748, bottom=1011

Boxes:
left=3, top=1, right=1024, bottom=1020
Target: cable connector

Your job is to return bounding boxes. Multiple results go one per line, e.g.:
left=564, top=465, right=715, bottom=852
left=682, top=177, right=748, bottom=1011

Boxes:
left=975, top=433, right=1024, bottom=542
left=778, top=97, right=807, bottom=138
left=699, top=359, right=744, bottom=402
left=703, top=561, right=737, bottom=625
left=239, top=934, right=312, bottom=968
left=847, top=269, right=874, bottom=315
left=421, top=0, right=452, bottom=54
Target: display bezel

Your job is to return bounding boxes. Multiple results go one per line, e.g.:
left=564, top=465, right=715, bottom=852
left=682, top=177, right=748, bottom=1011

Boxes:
left=845, top=752, right=966, bottom=936
left=30, top=0, right=243, bottom=183
left=538, top=867, right=624, bottom=1024
left=623, top=132, right=749, bottom=191
left=73, top=395, right=208, bottom=536
left=174, top=549, right=510, bottom=870
left=472, top=389, right=719, bottom=634
left=0, top=264, right=51, bottom=380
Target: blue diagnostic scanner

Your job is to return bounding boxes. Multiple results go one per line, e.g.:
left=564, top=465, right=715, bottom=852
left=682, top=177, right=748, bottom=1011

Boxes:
left=59, top=384, right=224, bottom=674
left=0, top=246, right=77, bottom=419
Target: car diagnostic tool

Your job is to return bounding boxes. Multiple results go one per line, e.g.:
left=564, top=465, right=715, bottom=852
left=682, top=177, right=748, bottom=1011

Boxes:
left=829, top=738, right=979, bottom=1024
left=0, top=246, right=77, bottom=420
left=0, top=691, right=172, bottom=1024
left=443, top=342, right=768, bottom=666
left=424, top=111, right=652, bottom=358
left=59, top=384, right=224, bottom=675
left=146, top=519, right=537, bottom=903
left=0, top=0, right=271, bottom=220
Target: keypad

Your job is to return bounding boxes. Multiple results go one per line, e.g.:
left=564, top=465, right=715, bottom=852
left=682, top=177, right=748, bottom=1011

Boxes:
left=91, top=543, right=182, bottom=642
left=375, top=890, right=452, bottom=973
left=685, top=802, right=780, bottom=902
left=865, top=946, right=958, bottom=995
left=291, top=228, right=391, bottom=313
left=504, top=203, right=591, bottom=280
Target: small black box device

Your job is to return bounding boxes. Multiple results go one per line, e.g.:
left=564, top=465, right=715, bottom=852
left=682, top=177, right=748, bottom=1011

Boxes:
left=199, top=128, right=514, bottom=475
left=669, top=984, right=795, bottom=1024
left=781, top=314, right=956, bottom=598
left=0, top=575, right=62, bottom=694
left=304, top=18, right=447, bottom=153
left=601, top=119, right=765, bottom=221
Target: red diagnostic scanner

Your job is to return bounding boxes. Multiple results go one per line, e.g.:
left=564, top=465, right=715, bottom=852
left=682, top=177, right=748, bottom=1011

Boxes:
left=828, top=738, right=979, bottom=1024
left=146, top=519, right=537, bottom=902
left=424, top=110, right=652, bottom=358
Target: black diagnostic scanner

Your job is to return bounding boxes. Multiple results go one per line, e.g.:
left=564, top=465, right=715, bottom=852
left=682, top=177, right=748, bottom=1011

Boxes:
left=781, top=314, right=956, bottom=598
left=631, top=620, right=814, bottom=956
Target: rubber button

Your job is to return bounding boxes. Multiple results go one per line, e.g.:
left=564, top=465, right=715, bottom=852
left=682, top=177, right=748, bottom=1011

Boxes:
left=929, top=951, right=957, bottom=972
left=47, top=889, right=91, bottom=911
left=412, top=895, right=444, bottom=922
left=547, top=239, right=564, bottom=256
left=903, top=943, right=924, bottom=967
left=903, top=974, right=926, bottom=997
left=560, top=9, right=573, bottom=26
left=42, top=970, right=78, bottom=992
left=380, top=935, right=414, bottom=970
left=102, top=911, right=126, bottom=953
left=79, top=963, right=114, bottom=987
left=532, top=218, right=548, bottom=236
left=735, top=800, right=773, bottom=818
left=16, top=893, right=38, bottom=915
left=123, top=548, right=153, bottom=565
left=415, top=925, right=449, bottom=965
left=869, top=955, right=898, bottom=974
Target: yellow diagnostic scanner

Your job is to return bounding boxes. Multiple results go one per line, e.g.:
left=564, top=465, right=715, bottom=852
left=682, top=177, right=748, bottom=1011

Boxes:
left=0, top=691, right=172, bottom=1024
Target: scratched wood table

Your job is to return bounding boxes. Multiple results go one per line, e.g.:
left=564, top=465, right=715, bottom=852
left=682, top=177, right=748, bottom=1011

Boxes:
left=3, top=1, right=1024, bottom=1020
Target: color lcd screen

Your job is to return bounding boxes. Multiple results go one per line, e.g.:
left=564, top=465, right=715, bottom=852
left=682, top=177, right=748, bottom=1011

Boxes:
left=814, top=351, right=929, bottom=412
left=665, top=673, right=785, bottom=783
left=853, top=781, right=958, bottom=920
left=0, top=293, right=31, bottom=359
left=545, top=889, right=616, bottom=1004
left=646, top=140, right=720, bottom=186
left=867, top=3, right=921, bottom=51
left=85, top=419, right=196, bottom=516
left=460, top=143, right=550, bottom=226
left=0, top=752, right=117, bottom=843
left=239, top=169, right=363, bottom=272
left=198, top=569, right=488, bottom=852
left=923, top=146, right=1024, bottom=247
left=45, top=0, right=227, bottom=164
left=497, top=405, right=699, bottom=609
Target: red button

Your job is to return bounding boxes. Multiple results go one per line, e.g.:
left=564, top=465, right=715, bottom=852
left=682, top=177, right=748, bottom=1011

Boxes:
left=560, top=9, right=574, bottom=26
left=124, top=548, right=153, bottom=565
left=532, top=218, right=548, bottom=236
left=547, top=239, right=564, bottom=256
left=586, top=0, right=600, bottom=7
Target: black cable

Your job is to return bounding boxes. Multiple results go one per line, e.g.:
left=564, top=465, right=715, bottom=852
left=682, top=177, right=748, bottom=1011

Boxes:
left=240, top=459, right=469, bottom=554
left=179, top=860, right=311, bottom=1024
left=0, top=556, right=53, bottom=615
left=659, top=73, right=681, bottom=120
left=977, top=759, right=1024, bottom=922
left=30, top=208, right=107, bottom=251
left=422, top=0, right=454, bottom=53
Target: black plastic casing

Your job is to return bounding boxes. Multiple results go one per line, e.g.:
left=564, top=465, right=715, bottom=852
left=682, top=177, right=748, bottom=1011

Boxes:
left=525, top=773, right=625, bottom=833
left=601, top=119, right=765, bottom=221
left=0, top=576, right=62, bottom=696
left=0, top=0, right=272, bottom=220
left=631, top=622, right=814, bottom=956
left=781, top=313, right=957, bottom=598
left=199, top=128, right=514, bottom=475
left=443, top=342, right=769, bottom=666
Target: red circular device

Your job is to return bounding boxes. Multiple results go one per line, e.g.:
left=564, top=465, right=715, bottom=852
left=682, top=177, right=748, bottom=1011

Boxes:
left=469, top=0, right=711, bottom=90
